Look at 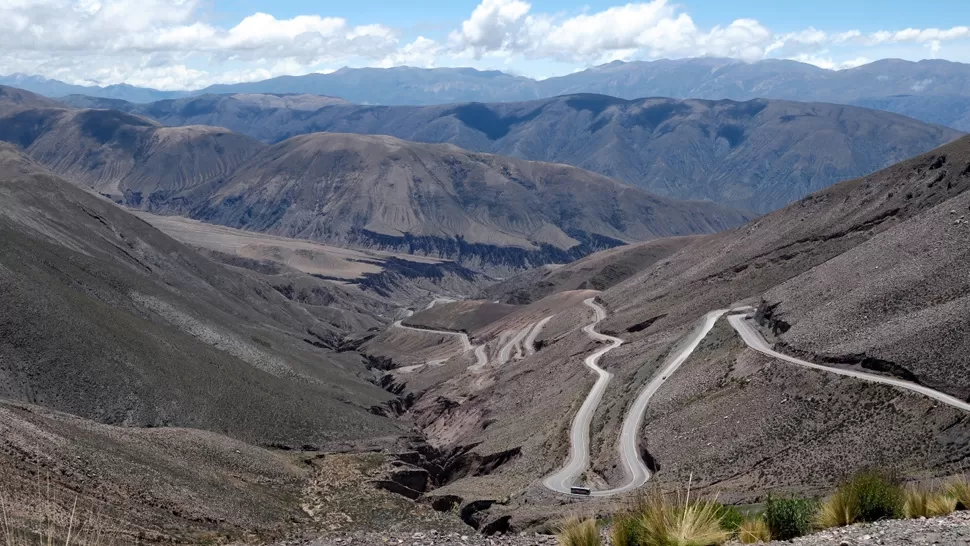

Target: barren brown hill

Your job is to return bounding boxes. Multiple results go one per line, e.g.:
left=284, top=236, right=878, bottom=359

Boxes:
left=0, top=142, right=400, bottom=449
left=0, top=99, right=749, bottom=275
left=170, top=132, right=749, bottom=274
left=0, top=106, right=265, bottom=200
left=0, top=84, right=62, bottom=115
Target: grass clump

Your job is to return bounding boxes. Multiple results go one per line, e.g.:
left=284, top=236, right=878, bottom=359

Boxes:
left=817, top=470, right=903, bottom=528
left=764, top=496, right=816, bottom=540
left=736, top=517, right=771, bottom=544
left=946, top=475, right=970, bottom=510
left=637, top=493, right=731, bottom=546
left=902, top=485, right=957, bottom=519
left=555, top=517, right=601, bottom=546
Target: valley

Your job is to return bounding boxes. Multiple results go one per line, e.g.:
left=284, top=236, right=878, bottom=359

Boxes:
left=2, top=54, right=970, bottom=545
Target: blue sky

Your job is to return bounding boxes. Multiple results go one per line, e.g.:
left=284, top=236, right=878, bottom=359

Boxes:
left=1, top=0, right=969, bottom=89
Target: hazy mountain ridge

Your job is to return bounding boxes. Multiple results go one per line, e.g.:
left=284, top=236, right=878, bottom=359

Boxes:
left=33, top=57, right=970, bottom=130
left=81, top=92, right=963, bottom=212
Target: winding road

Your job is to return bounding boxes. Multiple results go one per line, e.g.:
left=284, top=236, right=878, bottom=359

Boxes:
left=392, top=306, right=484, bottom=370
left=728, top=314, right=970, bottom=413
left=544, top=305, right=970, bottom=497
left=524, top=316, right=553, bottom=356
left=543, top=298, right=624, bottom=495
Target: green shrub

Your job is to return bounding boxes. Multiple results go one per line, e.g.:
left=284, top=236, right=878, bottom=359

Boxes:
left=764, top=496, right=817, bottom=540
left=610, top=513, right=640, bottom=546
left=713, top=504, right=744, bottom=533
left=816, top=471, right=903, bottom=529
left=848, top=471, right=903, bottom=522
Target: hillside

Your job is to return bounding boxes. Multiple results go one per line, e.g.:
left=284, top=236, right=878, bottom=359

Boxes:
left=363, top=135, right=970, bottom=530
left=0, top=100, right=748, bottom=273
left=480, top=236, right=698, bottom=304
left=165, top=132, right=749, bottom=274
left=0, top=84, right=63, bottom=115
left=0, top=142, right=401, bottom=448
left=86, top=93, right=963, bottom=212
left=0, top=106, right=265, bottom=200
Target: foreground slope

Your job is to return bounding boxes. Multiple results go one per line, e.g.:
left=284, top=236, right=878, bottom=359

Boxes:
left=90, top=93, right=963, bottom=212
left=0, top=143, right=399, bottom=447
left=166, top=132, right=748, bottom=274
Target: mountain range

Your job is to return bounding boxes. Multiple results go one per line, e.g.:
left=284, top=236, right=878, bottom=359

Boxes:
left=13, top=57, right=970, bottom=130
left=0, top=87, right=747, bottom=273
left=66, top=92, right=963, bottom=212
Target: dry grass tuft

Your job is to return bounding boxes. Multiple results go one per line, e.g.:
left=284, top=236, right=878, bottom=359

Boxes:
left=903, top=485, right=957, bottom=519
left=637, top=491, right=731, bottom=546
left=816, top=488, right=858, bottom=530
left=555, top=517, right=601, bottom=546
left=946, top=475, right=970, bottom=510
left=1, top=485, right=118, bottom=546
left=736, top=517, right=771, bottom=544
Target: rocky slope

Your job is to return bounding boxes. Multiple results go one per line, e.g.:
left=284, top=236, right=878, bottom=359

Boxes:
left=0, top=84, right=62, bottom=114
left=363, top=136, right=970, bottom=531
left=0, top=106, right=263, bottom=200
left=82, top=93, right=963, bottom=212
left=0, top=142, right=401, bottom=449
left=480, top=236, right=698, bottom=304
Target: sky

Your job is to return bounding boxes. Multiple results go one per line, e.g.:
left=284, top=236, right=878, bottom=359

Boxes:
left=2, top=0, right=970, bottom=90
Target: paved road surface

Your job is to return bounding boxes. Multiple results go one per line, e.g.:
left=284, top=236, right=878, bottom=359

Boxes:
left=543, top=305, right=727, bottom=496
left=544, top=305, right=970, bottom=497
left=524, top=316, right=554, bottom=356
left=392, top=307, right=483, bottom=370
left=728, top=314, right=970, bottom=413
left=497, top=324, right=533, bottom=366
left=543, top=298, right=623, bottom=495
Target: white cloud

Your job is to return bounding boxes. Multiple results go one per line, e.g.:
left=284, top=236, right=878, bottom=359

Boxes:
left=2, top=0, right=970, bottom=90
left=448, top=0, right=772, bottom=62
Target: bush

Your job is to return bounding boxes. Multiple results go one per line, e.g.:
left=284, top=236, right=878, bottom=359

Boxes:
left=610, top=513, right=640, bottom=546
left=817, top=470, right=903, bottom=528
left=737, top=517, right=772, bottom=544
left=946, top=475, right=970, bottom=511
left=637, top=493, right=731, bottom=546
left=903, top=485, right=957, bottom=519
left=555, top=517, right=601, bottom=546
left=848, top=471, right=903, bottom=522
left=764, top=496, right=817, bottom=540
left=713, top=504, right=744, bottom=533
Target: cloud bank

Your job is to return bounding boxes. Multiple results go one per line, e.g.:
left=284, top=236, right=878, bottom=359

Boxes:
left=1, top=0, right=968, bottom=89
